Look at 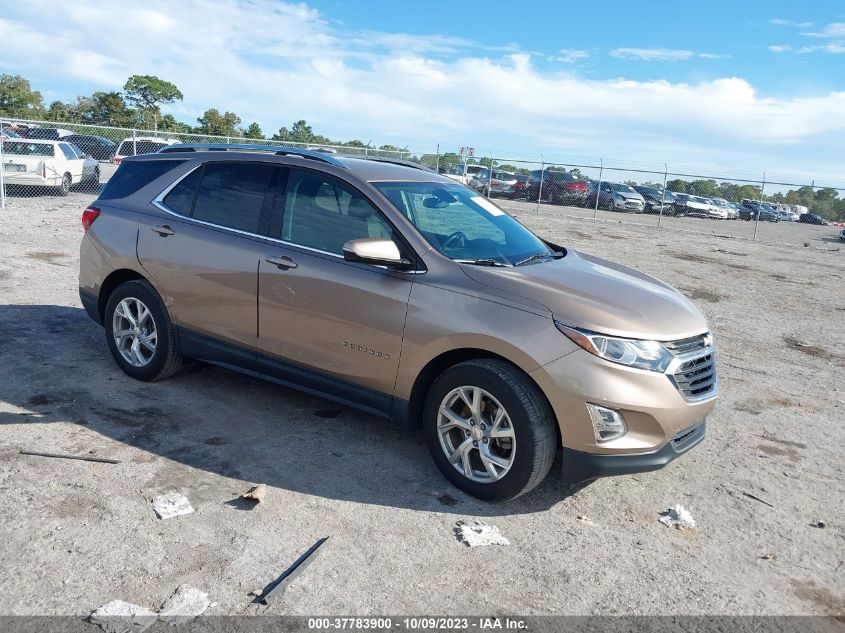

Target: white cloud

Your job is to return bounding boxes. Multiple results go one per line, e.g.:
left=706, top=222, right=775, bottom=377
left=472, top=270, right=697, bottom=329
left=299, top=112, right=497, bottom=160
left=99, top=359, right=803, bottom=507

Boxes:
left=610, top=48, right=695, bottom=61
left=1, top=0, right=844, bottom=182
left=548, top=49, right=589, bottom=63
left=770, top=18, right=813, bottom=28
left=803, top=22, right=845, bottom=38
left=610, top=48, right=726, bottom=61
left=768, top=44, right=792, bottom=53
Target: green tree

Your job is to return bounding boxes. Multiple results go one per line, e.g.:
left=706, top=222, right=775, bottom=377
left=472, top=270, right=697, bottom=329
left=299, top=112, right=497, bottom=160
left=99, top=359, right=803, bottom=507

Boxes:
left=272, top=119, right=315, bottom=144
left=343, top=139, right=367, bottom=148
left=687, top=179, right=719, bottom=197
left=195, top=108, right=241, bottom=136
left=45, top=100, right=71, bottom=122
left=85, top=91, right=137, bottom=126
left=0, top=74, right=44, bottom=117
left=123, top=75, right=183, bottom=131
left=244, top=122, right=263, bottom=139
left=624, top=179, right=638, bottom=187
left=158, top=114, right=193, bottom=133
left=666, top=179, right=689, bottom=193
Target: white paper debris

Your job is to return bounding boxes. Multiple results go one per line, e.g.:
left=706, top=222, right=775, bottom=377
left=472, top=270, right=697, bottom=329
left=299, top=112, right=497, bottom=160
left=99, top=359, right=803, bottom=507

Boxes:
left=152, top=491, right=194, bottom=520
left=89, top=600, right=157, bottom=633
left=659, top=504, right=696, bottom=529
left=456, top=521, right=510, bottom=547
left=159, top=584, right=211, bottom=625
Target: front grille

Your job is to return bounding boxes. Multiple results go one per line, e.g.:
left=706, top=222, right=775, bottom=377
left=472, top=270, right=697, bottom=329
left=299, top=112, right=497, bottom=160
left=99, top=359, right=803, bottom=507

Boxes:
left=673, top=353, right=716, bottom=399
left=663, top=333, right=716, bottom=400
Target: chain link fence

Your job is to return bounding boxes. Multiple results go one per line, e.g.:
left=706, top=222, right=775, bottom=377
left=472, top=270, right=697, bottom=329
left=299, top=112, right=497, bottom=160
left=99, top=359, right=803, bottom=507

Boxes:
left=2, top=117, right=843, bottom=246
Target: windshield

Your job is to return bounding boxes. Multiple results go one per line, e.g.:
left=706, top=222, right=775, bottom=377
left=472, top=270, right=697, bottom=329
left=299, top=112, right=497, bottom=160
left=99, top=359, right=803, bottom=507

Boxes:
left=611, top=183, right=636, bottom=193
left=1, top=141, right=54, bottom=156
left=373, top=181, right=556, bottom=266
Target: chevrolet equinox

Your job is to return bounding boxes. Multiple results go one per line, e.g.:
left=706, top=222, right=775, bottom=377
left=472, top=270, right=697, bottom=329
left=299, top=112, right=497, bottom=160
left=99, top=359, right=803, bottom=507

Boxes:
left=79, top=144, right=717, bottom=501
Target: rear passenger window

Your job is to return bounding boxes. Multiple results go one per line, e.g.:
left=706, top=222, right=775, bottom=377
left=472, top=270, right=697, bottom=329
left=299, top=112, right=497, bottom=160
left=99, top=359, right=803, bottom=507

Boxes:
left=191, top=163, right=274, bottom=234
left=99, top=160, right=186, bottom=199
left=163, top=168, right=203, bottom=216
left=282, top=171, right=393, bottom=255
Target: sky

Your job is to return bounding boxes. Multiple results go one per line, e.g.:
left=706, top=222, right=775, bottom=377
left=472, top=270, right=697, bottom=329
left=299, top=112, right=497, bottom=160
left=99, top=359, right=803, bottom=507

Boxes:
left=2, top=0, right=844, bottom=186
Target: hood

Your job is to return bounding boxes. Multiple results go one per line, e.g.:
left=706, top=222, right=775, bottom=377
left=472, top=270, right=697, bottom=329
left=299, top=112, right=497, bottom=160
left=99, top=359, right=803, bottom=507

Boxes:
left=461, top=250, right=708, bottom=341
left=614, top=191, right=644, bottom=202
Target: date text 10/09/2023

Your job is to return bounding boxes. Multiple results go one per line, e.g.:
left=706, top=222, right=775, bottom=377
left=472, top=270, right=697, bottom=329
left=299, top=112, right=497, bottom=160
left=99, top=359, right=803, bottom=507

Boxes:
left=307, top=617, right=528, bottom=630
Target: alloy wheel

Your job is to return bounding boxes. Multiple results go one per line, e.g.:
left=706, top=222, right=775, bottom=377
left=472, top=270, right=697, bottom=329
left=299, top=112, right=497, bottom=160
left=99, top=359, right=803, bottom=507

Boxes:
left=437, top=386, right=516, bottom=483
left=112, top=297, right=157, bottom=367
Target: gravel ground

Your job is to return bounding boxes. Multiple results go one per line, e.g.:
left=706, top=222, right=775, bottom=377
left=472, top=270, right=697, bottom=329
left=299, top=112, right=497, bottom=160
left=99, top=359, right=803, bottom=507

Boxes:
left=0, top=191, right=843, bottom=618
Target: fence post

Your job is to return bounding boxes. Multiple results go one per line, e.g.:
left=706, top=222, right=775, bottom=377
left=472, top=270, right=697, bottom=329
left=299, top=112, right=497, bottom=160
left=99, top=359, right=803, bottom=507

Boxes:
left=487, top=154, right=493, bottom=198
left=657, top=163, right=668, bottom=228
left=132, top=129, right=137, bottom=157
left=536, top=156, right=545, bottom=212
left=593, top=159, right=604, bottom=219
left=435, top=144, right=440, bottom=173
left=0, top=120, right=6, bottom=210
left=810, top=179, right=815, bottom=215
left=752, top=173, right=765, bottom=241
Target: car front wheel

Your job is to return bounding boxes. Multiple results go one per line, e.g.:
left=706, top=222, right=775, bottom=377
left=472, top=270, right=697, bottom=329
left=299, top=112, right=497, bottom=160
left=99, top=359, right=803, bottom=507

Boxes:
left=424, top=359, right=557, bottom=501
left=104, top=280, right=183, bottom=381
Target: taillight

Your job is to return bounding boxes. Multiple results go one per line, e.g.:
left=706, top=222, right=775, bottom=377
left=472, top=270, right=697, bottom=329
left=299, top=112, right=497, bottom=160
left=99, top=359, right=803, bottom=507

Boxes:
left=82, top=207, right=101, bottom=231
left=113, top=157, right=122, bottom=165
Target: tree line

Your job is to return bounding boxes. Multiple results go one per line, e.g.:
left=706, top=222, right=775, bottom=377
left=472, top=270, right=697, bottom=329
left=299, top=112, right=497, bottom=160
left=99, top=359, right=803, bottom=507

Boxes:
left=0, top=73, right=402, bottom=150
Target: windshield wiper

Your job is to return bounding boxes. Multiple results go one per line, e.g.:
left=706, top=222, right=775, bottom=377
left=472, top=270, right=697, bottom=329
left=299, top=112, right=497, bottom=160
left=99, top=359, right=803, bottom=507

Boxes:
left=515, top=251, right=564, bottom=266
left=455, top=258, right=509, bottom=267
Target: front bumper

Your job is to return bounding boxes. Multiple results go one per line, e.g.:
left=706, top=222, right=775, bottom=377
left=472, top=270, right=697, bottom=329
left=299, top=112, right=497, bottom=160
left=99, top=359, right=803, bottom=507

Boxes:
left=530, top=345, right=717, bottom=456
left=561, top=419, right=706, bottom=483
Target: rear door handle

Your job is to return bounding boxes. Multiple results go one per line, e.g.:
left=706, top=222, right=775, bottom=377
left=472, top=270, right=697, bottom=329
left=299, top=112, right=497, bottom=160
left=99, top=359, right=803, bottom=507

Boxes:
left=265, top=255, right=298, bottom=270
left=151, top=224, right=174, bottom=237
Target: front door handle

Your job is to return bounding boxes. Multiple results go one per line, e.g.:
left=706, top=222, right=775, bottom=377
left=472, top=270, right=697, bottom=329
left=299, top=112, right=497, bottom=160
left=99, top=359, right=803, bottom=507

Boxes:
left=265, top=255, right=298, bottom=270
left=151, top=224, right=175, bottom=237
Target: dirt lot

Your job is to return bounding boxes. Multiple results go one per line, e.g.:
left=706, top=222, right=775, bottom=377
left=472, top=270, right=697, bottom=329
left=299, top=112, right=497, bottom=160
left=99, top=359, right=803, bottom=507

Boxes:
left=0, top=191, right=843, bottom=618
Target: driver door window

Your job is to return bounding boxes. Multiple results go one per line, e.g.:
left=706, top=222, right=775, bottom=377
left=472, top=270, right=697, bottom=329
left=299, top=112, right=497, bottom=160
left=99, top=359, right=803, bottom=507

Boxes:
left=281, top=170, right=393, bottom=255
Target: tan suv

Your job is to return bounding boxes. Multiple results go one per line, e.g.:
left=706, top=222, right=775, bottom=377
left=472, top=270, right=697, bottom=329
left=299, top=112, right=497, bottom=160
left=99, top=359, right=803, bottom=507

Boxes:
left=79, top=144, right=717, bottom=501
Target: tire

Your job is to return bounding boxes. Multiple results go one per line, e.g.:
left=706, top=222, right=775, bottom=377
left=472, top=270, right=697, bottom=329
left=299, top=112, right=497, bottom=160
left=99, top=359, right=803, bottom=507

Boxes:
left=423, top=359, right=557, bottom=501
left=104, top=280, right=183, bottom=381
left=55, top=173, right=71, bottom=196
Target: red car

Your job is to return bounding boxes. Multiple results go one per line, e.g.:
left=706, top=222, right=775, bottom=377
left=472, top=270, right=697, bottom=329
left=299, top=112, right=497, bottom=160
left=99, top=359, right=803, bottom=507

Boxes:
left=526, top=169, right=588, bottom=205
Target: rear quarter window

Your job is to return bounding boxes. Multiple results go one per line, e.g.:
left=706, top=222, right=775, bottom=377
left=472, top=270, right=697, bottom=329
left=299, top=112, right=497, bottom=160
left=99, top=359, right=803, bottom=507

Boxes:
left=99, top=160, right=186, bottom=200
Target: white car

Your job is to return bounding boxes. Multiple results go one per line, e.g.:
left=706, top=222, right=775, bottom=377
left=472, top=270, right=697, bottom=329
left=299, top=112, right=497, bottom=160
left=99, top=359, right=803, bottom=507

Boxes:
left=775, top=206, right=799, bottom=221
left=113, top=137, right=180, bottom=165
left=709, top=198, right=734, bottom=219
left=1, top=139, right=99, bottom=195
left=443, top=163, right=486, bottom=185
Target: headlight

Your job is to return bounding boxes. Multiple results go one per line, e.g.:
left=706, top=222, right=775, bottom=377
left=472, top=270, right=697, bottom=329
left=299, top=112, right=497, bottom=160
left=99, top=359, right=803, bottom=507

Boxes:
left=555, top=323, right=673, bottom=372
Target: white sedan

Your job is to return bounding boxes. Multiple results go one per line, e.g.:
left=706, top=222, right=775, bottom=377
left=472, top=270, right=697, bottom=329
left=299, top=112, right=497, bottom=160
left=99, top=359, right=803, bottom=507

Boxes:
left=1, top=139, right=99, bottom=195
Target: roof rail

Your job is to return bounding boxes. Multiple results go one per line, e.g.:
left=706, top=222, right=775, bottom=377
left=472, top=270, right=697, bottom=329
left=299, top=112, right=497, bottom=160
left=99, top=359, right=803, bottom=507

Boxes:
left=158, top=143, right=347, bottom=167
left=348, top=155, right=436, bottom=173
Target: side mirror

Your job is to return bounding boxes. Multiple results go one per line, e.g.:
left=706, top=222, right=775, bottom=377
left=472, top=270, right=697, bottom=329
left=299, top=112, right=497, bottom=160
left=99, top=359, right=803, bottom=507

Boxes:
left=342, top=238, right=413, bottom=270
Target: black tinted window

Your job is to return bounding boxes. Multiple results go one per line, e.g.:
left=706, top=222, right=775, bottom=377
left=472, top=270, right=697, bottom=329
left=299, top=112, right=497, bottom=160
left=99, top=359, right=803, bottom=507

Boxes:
left=163, top=168, right=203, bottom=215
left=192, top=163, right=274, bottom=233
left=99, top=160, right=186, bottom=199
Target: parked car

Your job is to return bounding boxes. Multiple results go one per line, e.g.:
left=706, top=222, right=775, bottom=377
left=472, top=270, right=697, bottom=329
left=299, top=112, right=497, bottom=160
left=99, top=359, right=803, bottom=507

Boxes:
left=703, top=198, right=730, bottom=220
left=0, top=139, right=99, bottom=195
left=670, top=193, right=707, bottom=217
left=442, top=164, right=485, bottom=186
left=798, top=213, right=828, bottom=225
left=775, top=207, right=799, bottom=222
left=469, top=169, right=519, bottom=197
left=739, top=199, right=779, bottom=222
left=526, top=169, right=589, bottom=205
left=22, top=126, right=74, bottom=140
left=78, top=144, right=716, bottom=501
left=634, top=186, right=677, bottom=215
left=584, top=181, right=645, bottom=212
left=709, top=198, right=738, bottom=220
left=840, top=228, right=845, bottom=242
left=113, top=137, right=180, bottom=165
left=64, top=134, right=117, bottom=162
left=0, top=128, right=21, bottom=140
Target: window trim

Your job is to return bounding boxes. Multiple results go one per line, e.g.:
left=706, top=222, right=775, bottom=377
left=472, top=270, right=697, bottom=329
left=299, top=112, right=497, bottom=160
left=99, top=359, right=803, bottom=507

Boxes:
left=153, top=162, right=426, bottom=272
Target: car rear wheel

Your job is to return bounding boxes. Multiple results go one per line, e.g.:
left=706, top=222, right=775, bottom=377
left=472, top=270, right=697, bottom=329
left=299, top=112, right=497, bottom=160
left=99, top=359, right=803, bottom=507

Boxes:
left=424, top=359, right=557, bottom=501
left=55, top=173, right=71, bottom=196
left=104, top=280, right=183, bottom=381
